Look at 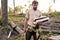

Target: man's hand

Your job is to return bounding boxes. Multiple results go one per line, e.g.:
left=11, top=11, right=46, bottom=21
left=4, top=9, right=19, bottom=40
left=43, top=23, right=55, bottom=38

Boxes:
left=24, top=28, right=26, bottom=33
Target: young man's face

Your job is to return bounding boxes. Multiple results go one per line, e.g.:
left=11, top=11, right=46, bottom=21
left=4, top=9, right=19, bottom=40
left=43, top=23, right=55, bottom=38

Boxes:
left=32, top=3, right=38, bottom=10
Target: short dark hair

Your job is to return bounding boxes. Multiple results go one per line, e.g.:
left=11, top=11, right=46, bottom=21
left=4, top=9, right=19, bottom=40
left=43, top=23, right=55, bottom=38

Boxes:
left=32, top=1, right=38, bottom=5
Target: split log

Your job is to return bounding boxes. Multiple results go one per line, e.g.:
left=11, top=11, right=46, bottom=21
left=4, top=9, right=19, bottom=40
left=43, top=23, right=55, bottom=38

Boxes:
left=8, top=21, right=24, bottom=35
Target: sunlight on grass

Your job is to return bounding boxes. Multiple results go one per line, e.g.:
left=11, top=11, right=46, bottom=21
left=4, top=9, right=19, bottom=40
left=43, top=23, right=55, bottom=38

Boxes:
left=8, top=16, right=24, bottom=22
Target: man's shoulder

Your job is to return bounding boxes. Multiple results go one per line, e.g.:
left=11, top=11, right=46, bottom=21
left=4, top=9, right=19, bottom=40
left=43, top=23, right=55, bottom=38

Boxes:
left=37, top=9, right=41, bottom=12
left=27, top=9, right=33, bottom=13
left=28, top=9, right=33, bottom=11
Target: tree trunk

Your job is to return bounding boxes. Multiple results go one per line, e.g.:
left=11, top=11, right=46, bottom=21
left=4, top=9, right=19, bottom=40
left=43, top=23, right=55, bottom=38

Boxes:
left=1, top=0, right=8, bottom=26
left=13, top=0, right=15, bottom=15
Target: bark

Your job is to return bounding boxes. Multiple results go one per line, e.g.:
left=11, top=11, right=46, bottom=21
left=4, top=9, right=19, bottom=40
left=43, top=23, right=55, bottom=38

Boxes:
left=1, top=0, right=8, bottom=26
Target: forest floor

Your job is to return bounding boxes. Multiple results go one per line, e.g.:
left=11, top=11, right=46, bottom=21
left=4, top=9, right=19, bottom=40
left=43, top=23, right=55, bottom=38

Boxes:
left=0, top=12, right=60, bottom=40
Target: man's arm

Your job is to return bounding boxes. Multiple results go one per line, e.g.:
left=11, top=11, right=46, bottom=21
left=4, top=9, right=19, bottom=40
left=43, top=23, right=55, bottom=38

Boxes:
left=38, top=11, right=42, bottom=25
left=24, top=12, right=29, bottom=32
left=39, top=11, right=42, bottom=17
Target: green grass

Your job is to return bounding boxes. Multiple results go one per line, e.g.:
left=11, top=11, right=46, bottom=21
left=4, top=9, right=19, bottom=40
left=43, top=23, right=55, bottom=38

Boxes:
left=6, top=37, right=24, bottom=40
left=40, top=32, right=60, bottom=40
left=8, top=16, right=24, bottom=22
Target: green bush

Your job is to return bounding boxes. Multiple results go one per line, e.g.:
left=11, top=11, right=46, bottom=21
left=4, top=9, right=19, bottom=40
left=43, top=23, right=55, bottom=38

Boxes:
left=50, top=12, right=60, bottom=19
left=0, top=16, right=2, bottom=25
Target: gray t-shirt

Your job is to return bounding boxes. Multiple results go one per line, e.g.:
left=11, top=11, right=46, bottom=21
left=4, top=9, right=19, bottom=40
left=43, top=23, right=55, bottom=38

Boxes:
left=25, top=9, right=42, bottom=26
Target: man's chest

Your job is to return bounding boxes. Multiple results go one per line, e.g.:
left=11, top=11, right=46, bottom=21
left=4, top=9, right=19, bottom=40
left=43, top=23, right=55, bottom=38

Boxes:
left=29, top=11, right=40, bottom=18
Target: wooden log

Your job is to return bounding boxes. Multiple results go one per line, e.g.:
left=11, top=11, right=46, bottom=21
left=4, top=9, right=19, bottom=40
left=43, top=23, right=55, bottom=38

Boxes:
left=43, top=29, right=60, bottom=33
left=15, top=26, right=24, bottom=35
left=8, top=21, right=24, bottom=35
left=47, top=35, right=60, bottom=40
left=55, top=20, right=60, bottom=23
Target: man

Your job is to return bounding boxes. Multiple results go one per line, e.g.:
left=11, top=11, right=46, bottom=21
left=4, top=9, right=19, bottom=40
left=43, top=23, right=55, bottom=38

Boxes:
left=24, top=1, right=42, bottom=40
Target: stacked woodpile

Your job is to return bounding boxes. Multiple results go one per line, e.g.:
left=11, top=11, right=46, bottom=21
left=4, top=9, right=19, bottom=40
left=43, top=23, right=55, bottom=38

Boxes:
left=40, top=19, right=60, bottom=33
left=8, top=19, right=60, bottom=40
left=41, top=19, right=60, bottom=40
left=47, top=35, right=60, bottom=40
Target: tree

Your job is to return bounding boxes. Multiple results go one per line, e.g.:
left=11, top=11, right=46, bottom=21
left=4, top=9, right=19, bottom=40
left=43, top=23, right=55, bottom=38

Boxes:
left=8, top=7, right=14, bottom=15
left=53, top=0, right=55, bottom=3
left=1, top=0, right=8, bottom=25
left=0, top=7, right=2, bottom=16
left=13, top=0, right=15, bottom=15
left=15, top=6, right=23, bottom=14
left=48, top=0, right=52, bottom=13
left=53, top=0, right=56, bottom=11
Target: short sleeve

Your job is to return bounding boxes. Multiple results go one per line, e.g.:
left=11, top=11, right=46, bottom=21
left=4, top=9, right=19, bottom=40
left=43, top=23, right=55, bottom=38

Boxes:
left=38, top=10, right=42, bottom=17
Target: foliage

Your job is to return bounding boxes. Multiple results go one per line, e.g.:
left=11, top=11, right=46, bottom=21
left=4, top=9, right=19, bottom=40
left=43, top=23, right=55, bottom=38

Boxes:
left=8, top=16, right=24, bottom=22
left=6, top=37, right=15, bottom=40
left=8, top=6, right=24, bottom=15
left=15, top=6, right=24, bottom=14
left=6, top=37, right=24, bottom=40
left=40, top=30, right=60, bottom=40
left=16, top=37, right=24, bottom=40
left=0, top=7, right=2, bottom=15
left=8, top=7, right=14, bottom=15
left=0, top=16, right=2, bottom=24
left=0, top=9, right=60, bottom=40
left=50, top=12, right=60, bottom=20
left=43, top=11, right=60, bottom=20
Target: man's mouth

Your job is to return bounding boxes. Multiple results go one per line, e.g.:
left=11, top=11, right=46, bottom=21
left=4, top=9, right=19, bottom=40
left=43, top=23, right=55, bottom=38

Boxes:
left=33, top=8, right=37, bottom=10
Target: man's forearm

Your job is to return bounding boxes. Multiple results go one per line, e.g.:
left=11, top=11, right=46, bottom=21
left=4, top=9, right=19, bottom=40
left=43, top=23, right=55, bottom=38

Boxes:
left=24, top=18, right=28, bottom=31
left=24, top=21, right=27, bottom=30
